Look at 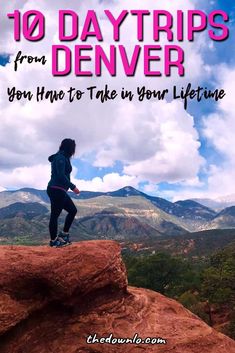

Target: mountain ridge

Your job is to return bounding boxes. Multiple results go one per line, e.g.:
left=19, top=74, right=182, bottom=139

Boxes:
left=0, top=186, right=235, bottom=243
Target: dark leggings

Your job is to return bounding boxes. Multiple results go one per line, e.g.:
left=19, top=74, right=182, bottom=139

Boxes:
left=47, top=187, right=77, bottom=240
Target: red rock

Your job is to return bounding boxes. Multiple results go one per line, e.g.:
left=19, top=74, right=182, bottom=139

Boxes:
left=0, top=240, right=234, bottom=353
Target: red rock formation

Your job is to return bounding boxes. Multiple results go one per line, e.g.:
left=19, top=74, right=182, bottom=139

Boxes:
left=0, top=240, right=234, bottom=353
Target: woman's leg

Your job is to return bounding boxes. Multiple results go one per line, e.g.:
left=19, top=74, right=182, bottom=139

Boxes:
left=62, top=194, right=77, bottom=233
left=49, top=203, right=63, bottom=240
left=47, top=188, right=65, bottom=240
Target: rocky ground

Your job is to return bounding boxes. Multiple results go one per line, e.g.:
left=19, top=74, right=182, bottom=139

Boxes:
left=0, top=240, right=234, bottom=353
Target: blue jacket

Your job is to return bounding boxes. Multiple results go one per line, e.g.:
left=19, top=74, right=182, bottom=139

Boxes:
left=48, top=151, right=76, bottom=191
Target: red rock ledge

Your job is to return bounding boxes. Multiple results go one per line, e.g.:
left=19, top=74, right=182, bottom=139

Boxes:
left=0, top=240, right=234, bottom=353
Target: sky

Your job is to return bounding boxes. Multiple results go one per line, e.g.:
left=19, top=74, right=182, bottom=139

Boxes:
left=0, top=0, right=234, bottom=201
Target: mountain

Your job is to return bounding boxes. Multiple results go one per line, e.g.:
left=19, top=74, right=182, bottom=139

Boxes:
left=0, top=202, right=48, bottom=220
left=106, top=187, right=217, bottom=226
left=106, top=185, right=143, bottom=197
left=76, top=195, right=190, bottom=233
left=81, top=186, right=217, bottom=230
left=75, top=190, right=105, bottom=199
left=0, top=186, right=216, bottom=222
left=0, top=186, right=235, bottom=243
left=0, top=193, right=190, bottom=244
left=0, top=189, right=234, bottom=259
left=205, top=206, right=235, bottom=229
left=0, top=187, right=108, bottom=206
left=0, top=188, right=49, bottom=207
left=174, top=200, right=216, bottom=220
left=78, top=210, right=163, bottom=240
left=77, top=203, right=189, bottom=240
left=218, top=206, right=235, bottom=217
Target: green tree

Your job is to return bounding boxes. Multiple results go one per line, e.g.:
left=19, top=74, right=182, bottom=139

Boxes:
left=201, top=249, right=235, bottom=305
left=124, top=252, right=200, bottom=296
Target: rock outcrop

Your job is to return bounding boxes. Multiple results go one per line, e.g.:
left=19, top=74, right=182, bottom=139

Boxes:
left=0, top=240, right=234, bottom=353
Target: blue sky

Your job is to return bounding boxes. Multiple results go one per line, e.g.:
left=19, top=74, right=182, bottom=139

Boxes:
left=0, top=0, right=234, bottom=200
left=0, top=54, right=10, bottom=67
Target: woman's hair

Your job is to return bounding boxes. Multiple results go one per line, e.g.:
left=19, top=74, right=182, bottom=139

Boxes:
left=59, top=138, right=76, bottom=158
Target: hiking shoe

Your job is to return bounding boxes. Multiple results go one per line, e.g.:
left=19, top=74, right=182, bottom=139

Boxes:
left=58, top=231, right=72, bottom=244
left=49, top=237, right=69, bottom=248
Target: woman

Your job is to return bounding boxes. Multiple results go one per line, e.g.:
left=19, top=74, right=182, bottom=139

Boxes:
left=47, top=138, right=80, bottom=247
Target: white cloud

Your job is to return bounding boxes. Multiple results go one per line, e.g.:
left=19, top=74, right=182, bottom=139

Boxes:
left=142, top=183, right=159, bottom=194
left=0, top=164, right=50, bottom=190
left=158, top=65, right=235, bottom=201
left=203, top=67, right=235, bottom=160
left=74, top=172, right=139, bottom=192
left=122, top=100, right=205, bottom=183
left=200, top=65, right=235, bottom=198
left=0, top=164, right=139, bottom=193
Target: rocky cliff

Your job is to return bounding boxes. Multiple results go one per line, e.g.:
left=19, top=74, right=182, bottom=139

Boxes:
left=0, top=240, right=234, bottom=353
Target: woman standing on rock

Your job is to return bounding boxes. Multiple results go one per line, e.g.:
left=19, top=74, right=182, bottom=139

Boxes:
left=47, top=138, right=80, bottom=247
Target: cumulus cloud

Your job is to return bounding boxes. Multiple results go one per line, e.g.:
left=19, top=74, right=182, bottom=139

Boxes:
left=73, top=172, right=139, bottom=192
left=160, top=65, right=235, bottom=201
left=0, top=164, right=50, bottom=189
left=0, top=163, right=139, bottom=192
left=122, top=100, right=205, bottom=183
left=203, top=67, right=235, bottom=160
left=200, top=66, right=235, bottom=198
left=142, top=183, right=159, bottom=194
